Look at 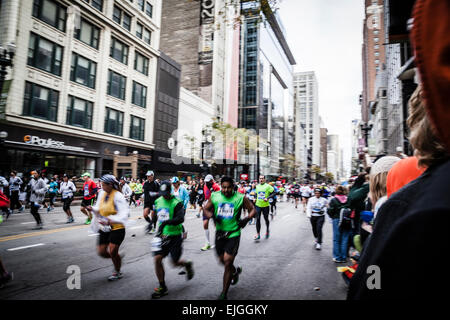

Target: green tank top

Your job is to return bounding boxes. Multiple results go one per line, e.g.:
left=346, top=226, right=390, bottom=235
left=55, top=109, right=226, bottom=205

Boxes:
left=210, top=191, right=244, bottom=238
left=255, top=183, right=274, bottom=208
left=154, top=196, right=183, bottom=236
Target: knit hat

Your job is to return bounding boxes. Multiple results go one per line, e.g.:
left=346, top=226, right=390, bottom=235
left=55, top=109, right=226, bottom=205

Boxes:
left=386, top=156, right=425, bottom=198
left=370, top=156, right=401, bottom=177
left=411, top=0, right=450, bottom=152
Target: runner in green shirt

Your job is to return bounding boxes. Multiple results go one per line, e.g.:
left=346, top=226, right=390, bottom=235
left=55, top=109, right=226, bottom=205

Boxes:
left=150, top=180, right=194, bottom=299
left=254, top=175, right=275, bottom=240
left=203, top=176, right=256, bottom=300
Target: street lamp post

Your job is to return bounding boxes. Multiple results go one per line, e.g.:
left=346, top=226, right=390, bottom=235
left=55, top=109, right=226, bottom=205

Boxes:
left=360, top=122, right=373, bottom=147
left=0, top=43, right=16, bottom=94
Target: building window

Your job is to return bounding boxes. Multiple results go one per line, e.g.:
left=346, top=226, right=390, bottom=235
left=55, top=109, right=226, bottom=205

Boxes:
left=23, top=81, right=58, bottom=122
left=70, top=53, right=97, bottom=89
left=132, top=81, right=147, bottom=108
left=74, top=18, right=100, bottom=49
left=374, top=44, right=379, bottom=49
left=136, top=22, right=143, bottom=38
left=107, top=70, right=127, bottom=100
left=113, top=5, right=132, bottom=31
left=130, top=115, right=145, bottom=141
left=83, top=0, right=103, bottom=12
left=143, top=28, right=151, bottom=45
left=28, top=32, right=63, bottom=76
left=145, top=2, right=153, bottom=18
left=375, top=51, right=379, bottom=56
left=373, top=30, right=379, bottom=35
left=137, top=0, right=145, bottom=11
left=104, top=107, right=124, bottom=136
left=32, top=0, right=66, bottom=32
left=374, top=37, right=379, bottom=42
left=66, top=96, right=93, bottom=129
left=375, top=59, right=380, bottom=64
left=110, top=37, right=129, bottom=64
left=134, top=52, right=149, bottom=75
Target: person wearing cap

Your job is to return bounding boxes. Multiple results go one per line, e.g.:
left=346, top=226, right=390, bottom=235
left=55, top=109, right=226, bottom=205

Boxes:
left=195, top=177, right=206, bottom=218
left=119, top=177, right=132, bottom=207
left=59, top=174, right=76, bottom=223
left=253, top=175, right=275, bottom=240
left=306, top=188, right=328, bottom=250
left=87, top=174, right=129, bottom=281
left=203, top=176, right=256, bottom=300
left=143, top=170, right=160, bottom=234
left=9, top=170, right=23, bottom=215
left=28, top=170, right=47, bottom=229
left=170, top=177, right=189, bottom=209
left=201, top=174, right=221, bottom=251
left=80, top=172, right=97, bottom=225
left=151, top=180, right=194, bottom=299
left=349, top=0, right=450, bottom=298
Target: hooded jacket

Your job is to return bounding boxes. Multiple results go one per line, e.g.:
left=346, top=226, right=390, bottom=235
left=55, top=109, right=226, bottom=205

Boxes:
left=327, top=194, right=348, bottom=220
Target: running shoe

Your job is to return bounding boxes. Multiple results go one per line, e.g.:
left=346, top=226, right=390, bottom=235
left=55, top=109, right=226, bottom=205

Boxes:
left=47, top=207, right=51, bottom=212
left=84, top=218, right=91, bottom=225
left=152, top=286, right=168, bottom=299
left=66, top=217, right=74, bottom=224
left=231, top=266, right=242, bottom=285
left=253, top=234, right=260, bottom=241
left=315, top=243, right=321, bottom=250
left=19, top=206, right=25, bottom=212
left=265, top=232, right=270, bottom=239
left=201, top=243, right=211, bottom=251
left=32, top=224, right=43, bottom=230
left=185, top=261, right=194, bottom=280
left=217, top=293, right=227, bottom=300
left=108, top=271, right=123, bottom=281
left=6, top=209, right=12, bottom=220
left=196, top=213, right=200, bottom=218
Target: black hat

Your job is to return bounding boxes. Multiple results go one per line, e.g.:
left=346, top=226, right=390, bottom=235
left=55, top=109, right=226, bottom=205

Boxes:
left=159, top=180, right=172, bottom=197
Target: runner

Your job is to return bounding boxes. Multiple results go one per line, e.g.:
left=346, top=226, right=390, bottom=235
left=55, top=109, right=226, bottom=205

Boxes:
left=119, top=178, right=132, bottom=211
left=59, top=174, right=76, bottom=223
left=87, top=175, right=129, bottom=281
left=253, top=175, right=275, bottom=240
left=80, top=172, right=97, bottom=225
left=151, top=180, right=194, bottom=299
left=306, top=188, right=329, bottom=250
left=135, top=179, right=144, bottom=207
left=195, top=178, right=205, bottom=218
left=129, top=179, right=137, bottom=207
left=29, top=170, right=47, bottom=229
left=188, top=180, right=198, bottom=210
left=203, top=176, right=256, bottom=300
left=143, top=171, right=160, bottom=234
left=9, top=171, right=23, bottom=215
left=268, top=182, right=278, bottom=219
left=201, top=174, right=221, bottom=251
left=300, top=184, right=312, bottom=213
left=47, top=178, right=58, bottom=212
left=171, top=177, right=190, bottom=239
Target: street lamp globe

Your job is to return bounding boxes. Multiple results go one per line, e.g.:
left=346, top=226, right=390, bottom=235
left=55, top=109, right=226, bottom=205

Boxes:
left=113, top=150, right=120, bottom=155
left=0, top=131, right=8, bottom=139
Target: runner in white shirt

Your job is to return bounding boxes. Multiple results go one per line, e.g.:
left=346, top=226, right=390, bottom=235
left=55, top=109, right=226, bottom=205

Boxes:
left=300, top=185, right=312, bottom=213
left=306, top=188, right=328, bottom=250
left=59, top=174, right=76, bottom=223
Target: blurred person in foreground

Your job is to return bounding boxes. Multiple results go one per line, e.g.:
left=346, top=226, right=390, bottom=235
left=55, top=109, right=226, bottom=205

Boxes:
left=348, top=0, right=450, bottom=298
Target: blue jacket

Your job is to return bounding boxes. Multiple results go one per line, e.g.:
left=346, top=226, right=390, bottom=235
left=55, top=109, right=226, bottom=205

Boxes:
left=172, top=185, right=189, bottom=209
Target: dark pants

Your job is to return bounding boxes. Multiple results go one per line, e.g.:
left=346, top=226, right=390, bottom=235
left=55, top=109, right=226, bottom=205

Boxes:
left=256, top=206, right=270, bottom=234
left=30, top=204, right=42, bottom=224
left=10, top=191, right=21, bottom=210
left=49, top=193, right=56, bottom=206
left=310, top=215, right=325, bottom=244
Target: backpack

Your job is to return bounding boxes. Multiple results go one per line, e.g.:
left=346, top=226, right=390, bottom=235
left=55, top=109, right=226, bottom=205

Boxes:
left=339, top=207, right=355, bottom=231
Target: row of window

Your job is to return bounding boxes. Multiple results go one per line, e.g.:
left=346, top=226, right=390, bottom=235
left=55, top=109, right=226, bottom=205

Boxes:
left=23, top=82, right=146, bottom=140
left=27, top=32, right=149, bottom=107
left=33, top=0, right=153, bottom=51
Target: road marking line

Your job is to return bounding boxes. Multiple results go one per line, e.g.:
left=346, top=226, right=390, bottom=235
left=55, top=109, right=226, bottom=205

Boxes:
left=88, top=233, right=99, bottom=237
left=0, top=216, right=141, bottom=243
left=20, top=222, right=36, bottom=225
left=7, top=243, right=45, bottom=251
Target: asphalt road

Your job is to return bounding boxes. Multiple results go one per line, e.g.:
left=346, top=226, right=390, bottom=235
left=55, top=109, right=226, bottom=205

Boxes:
left=0, top=199, right=348, bottom=300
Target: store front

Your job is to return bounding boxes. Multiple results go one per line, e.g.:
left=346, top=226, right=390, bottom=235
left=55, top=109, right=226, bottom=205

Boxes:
left=0, top=124, right=153, bottom=179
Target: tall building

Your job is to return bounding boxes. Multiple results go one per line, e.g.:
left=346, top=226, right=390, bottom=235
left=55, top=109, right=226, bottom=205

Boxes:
left=159, top=0, right=240, bottom=126
left=327, top=134, right=340, bottom=182
left=361, top=0, right=386, bottom=125
left=294, top=71, right=320, bottom=168
left=320, top=127, right=328, bottom=173
left=238, top=0, right=296, bottom=179
left=0, top=0, right=161, bottom=177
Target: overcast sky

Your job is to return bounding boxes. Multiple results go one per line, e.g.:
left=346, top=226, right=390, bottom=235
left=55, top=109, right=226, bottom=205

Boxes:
left=277, top=0, right=364, bottom=175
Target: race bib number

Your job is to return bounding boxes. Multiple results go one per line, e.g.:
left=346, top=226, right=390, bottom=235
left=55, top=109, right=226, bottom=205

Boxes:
left=312, top=204, right=323, bottom=212
left=217, top=203, right=234, bottom=219
left=257, top=191, right=265, bottom=200
left=269, top=198, right=273, bottom=203
left=198, top=190, right=203, bottom=195
left=62, top=191, right=71, bottom=198
left=49, top=188, right=54, bottom=192
left=157, top=208, right=170, bottom=225
left=84, top=185, right=89, bottom=197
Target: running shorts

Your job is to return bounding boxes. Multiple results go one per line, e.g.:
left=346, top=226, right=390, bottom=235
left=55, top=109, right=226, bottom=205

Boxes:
left=152, top=235, right=183, bottom=263
left=98, top=228, right=126, bottom=246
left=215, top=234, right=240, bottom=257
left=81, top=198, right=95, bottom=207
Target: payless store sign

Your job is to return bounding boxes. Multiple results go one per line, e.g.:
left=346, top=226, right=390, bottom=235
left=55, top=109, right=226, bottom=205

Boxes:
left=24, top=135, right=85, bottom=152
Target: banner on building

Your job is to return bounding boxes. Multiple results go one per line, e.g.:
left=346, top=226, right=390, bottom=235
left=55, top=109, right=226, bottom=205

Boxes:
left=199, top=0, right=215, bottom=65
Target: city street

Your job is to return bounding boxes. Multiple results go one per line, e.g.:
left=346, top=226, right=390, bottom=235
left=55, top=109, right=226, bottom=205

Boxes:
left=0, top=200, right=348, bottom=300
